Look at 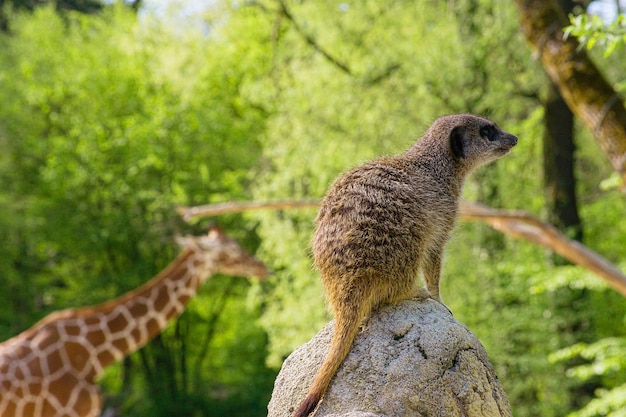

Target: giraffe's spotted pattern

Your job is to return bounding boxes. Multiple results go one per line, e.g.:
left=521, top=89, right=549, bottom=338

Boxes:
left=0, top=227, right=267, bottom=417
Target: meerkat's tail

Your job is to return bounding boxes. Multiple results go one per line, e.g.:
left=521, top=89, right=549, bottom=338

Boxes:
left=293, top=309, right=364, bottom=417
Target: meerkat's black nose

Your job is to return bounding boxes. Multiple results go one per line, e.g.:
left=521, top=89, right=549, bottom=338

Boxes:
left=505, top=133, right=518, bottom=147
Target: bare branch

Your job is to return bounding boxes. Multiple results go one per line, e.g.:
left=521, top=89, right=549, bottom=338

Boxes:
left=276, top=0, right=352, bottom=75
left=460, top=202, right=626, bottom=296
left=178, top=199, right=626, bottom=296
left=176, top=199, right=319, bottom=221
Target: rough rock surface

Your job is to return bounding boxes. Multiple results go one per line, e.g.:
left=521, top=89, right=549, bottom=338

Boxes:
left=268, top=299, right=511, bottom=417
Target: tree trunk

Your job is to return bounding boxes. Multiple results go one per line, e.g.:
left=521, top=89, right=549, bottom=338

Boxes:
left=514, top=0, right=626, bottom=190
left=544, top=81, right=582, bottom=242
left=542, top=0, right=583, bottom=246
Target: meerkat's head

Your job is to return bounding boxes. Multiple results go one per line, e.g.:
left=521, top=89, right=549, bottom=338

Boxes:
left=426, top=114, right=517, bottom=172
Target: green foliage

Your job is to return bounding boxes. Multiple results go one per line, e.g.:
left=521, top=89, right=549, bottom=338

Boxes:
left=564, top=10, right=626, bottom=99
left=1, top=3, right=266, bottom=302
left=0, top=3, right=272, bottom=416
left=551, top=338, right=626, bottom=417
left=565, top=13, right=626, bottom=57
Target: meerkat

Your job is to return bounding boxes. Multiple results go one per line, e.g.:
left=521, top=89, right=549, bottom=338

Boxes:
left=293, top=114, right=518, bottom=417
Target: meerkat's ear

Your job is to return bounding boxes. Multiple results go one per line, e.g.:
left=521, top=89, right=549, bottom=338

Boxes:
left=450, top=125, right=466, bottom=159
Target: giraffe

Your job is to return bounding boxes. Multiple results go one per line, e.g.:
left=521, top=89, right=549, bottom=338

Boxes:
left=0, top=226, right=268, bottom=417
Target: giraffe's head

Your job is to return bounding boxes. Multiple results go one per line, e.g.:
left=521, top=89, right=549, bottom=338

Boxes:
left=175, top=226, right=268, bottom=279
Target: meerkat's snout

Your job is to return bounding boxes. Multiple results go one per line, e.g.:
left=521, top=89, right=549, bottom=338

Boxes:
left=496, top=130, right=518, bottom=155
left=505, top=133, right=518, bottom=147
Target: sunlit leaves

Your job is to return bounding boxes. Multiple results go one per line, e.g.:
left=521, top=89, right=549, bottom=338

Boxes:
left=565, top=13, right=626, bottom=57
left=551, top=338, right=626, bottom=417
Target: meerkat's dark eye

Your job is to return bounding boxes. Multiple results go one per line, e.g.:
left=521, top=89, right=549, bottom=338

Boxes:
left=480, top=126, right=496, bottom=141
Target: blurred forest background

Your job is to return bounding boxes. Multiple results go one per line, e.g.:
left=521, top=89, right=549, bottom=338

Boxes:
left=1, top=0, right=625, bottom=416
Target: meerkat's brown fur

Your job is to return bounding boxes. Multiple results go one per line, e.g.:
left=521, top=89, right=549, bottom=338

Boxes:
left=293, top=114, right=518, bottom=417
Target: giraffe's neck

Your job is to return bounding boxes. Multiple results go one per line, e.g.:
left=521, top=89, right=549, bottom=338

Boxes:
left=46, top=248, right=212, bottom=380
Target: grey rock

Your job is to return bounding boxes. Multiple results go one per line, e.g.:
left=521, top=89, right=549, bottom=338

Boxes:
left=268, top=299, right=511, bottom=417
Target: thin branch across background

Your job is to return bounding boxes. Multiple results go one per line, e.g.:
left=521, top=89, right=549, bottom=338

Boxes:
left=177, top=200, right=626, bottom=297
